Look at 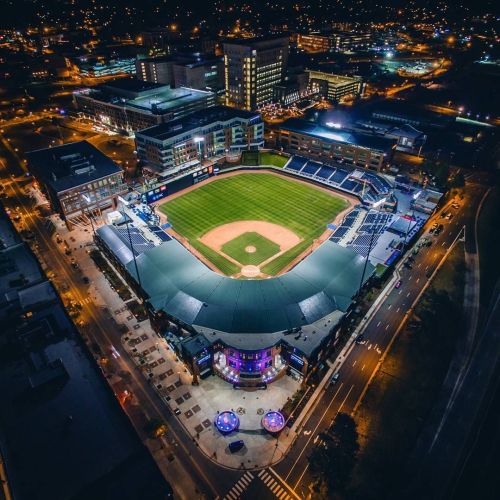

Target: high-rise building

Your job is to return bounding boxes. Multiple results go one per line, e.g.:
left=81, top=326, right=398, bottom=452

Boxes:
left=223, top=36, right=289, bottom=110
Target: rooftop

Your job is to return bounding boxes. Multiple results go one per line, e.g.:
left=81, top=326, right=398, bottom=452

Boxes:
left=280, top=118, right=397, bottom=152
left=116, top=236, right=373, bottom=349
left=137, top=105, right=260, bottom=141
left=27, top=141, right=122, bottom=193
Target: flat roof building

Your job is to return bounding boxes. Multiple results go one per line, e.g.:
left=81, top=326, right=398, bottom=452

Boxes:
left=135, top=106, right=264, bottom=175
left=307, top=70, right=364, bottom=102
left=277, top=118, right=396, bottom=171
left=223, top=36, right=289, bottom=110
left=27, top=141, right=127, bottom=227
left=73, top=77, right=216, bottom=134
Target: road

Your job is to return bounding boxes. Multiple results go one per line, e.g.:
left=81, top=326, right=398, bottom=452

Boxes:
left=222, top=183, right=487, bottom=500
left=1, top=126, right=488, bottom=500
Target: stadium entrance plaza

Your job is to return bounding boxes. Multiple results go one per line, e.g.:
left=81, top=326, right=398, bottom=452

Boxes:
left=49, top=215, right=301, bottom=469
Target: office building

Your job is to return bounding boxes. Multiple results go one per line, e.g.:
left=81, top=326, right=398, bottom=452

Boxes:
left=330, top=31, right=373, bottom=52
left=223, top=36, right=289, bottom=110
left=79, top=58, right=136, bottom=78
left=173, top=58, right=224, bottom=92
left=135, top=106, right=264, bottom=175
left=307, top=70, right=364, bottom=101
left=276, top=118, right=396, bottom=171
left=135, top=56, right=174, bottom=85
left=73, top=78, right=216, bottom=133
left=297, top=33, right=333, bottom=53
left=27, top=141, right=127, bottom=226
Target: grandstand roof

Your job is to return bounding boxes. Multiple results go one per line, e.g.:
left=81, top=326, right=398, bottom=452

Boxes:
left=125, top=237, right=373, bottom=349
left=280, top=118, right=397, bottom=152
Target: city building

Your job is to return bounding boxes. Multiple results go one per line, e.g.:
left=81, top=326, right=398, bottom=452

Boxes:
left=135, top=56, right=174, bottom=85
left=223, top=36, right=289, bottom=110
left=173, top=57, right=224, bottom=93
left=73, top=78, right=216, bottom=133
left=273, top=81, right=301, bottom=106
left=307, top=70, right=364, bottom=101
left=135, top=106, right=264, bottom=175
left=26, top=141, right=127, bottom=227
left=79, top=58, right=136, bottom=78
left=297, top=33, right=333, bottom=53
left=330, top=30, right=373, bottom=52
left=276, top=118, right=396, bottom=171
left=0, top=208, right=171, bottom=500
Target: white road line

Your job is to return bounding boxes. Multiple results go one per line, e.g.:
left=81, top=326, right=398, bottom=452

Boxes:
left=416, top=278, right=420, bottom=284
left=408, top=275, right=412, bottom=281
left=417, top=263, right=422, bottom=268
left=352, top=360, right=357, bottom=367
left=387, top=304, right=392, bottom=310
left=361, top=364, right=366, bottom=371
left=407, top=292, right=411, bottom=297
left=385, top=324, right=389, bottom=330
left=258, top=470, right=266, bottom=478
left=284, top=383, right=344, bottom=481
left=398, top=290, right=402, bottom=294
left=376, top=321, right=381, bottom=327
left=396, top=307, right=400, bottom=313
left=264, top=476, right=274, bottom=486
left=233, top=483, right=243, bottom=493
left=292, top=385, right=355, bottom=491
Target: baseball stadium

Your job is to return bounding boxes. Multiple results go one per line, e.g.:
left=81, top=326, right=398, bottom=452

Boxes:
left=95, top=151, right=440, bottom=386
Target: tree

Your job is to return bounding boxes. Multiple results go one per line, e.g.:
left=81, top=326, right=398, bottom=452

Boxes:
left=308, top=412, right=359, bottom=495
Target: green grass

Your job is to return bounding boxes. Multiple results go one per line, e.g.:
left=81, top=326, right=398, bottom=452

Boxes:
left=160, top=173, right=348, bottom=276
left=259, top=151, right=289, bottom=168
left=221, top=231, right=280, bottom=265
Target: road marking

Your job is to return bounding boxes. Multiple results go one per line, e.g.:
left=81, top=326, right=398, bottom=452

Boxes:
left=374, top=344, right=378, bottom=350
left=425, top=265, right=429, bottom=270
left=313, top=435, right=319, bottom=444
left=258, top=470, right=266, bottom=478
left=408, top=275, right=412, bottom=281
left=269, top=468, right=301, bottom=500
left=396, top=307, right=400, bottom=313
left=416, top=278, right=420, bottom=284
left=387, top=304, right=392, bottom=310
left=442, top=241, right=446, bottom=247
left=292, top=385, right=355, bottom=491
left=352, top=360, right=357, bottom=367
left=407, top=292, right=411, bottom=297
left=376, top=321, right=381, bottom=327
left=417, top=263, right=422, bottom=268
left=398, top=290, right=402, bottom=294
left=361, top=364, right=366, bottom=371
left=284, top=383, right=344, bottom=481
left=385, top=324, right=389, bottom=330
left=367, top=344, right=372, bottom=350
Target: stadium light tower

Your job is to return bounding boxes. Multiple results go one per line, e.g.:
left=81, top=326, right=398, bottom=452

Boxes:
left=358, top=197, right=387, bottom=294
left=193, top=136, right=204, bottom=164
left=404, top=190, right=421, bottom=249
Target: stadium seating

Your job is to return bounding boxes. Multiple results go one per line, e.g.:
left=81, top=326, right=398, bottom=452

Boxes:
left=330, top=169, right=349, bottom=185
left=285, top=156, right=308, bottom=172
left=316, top=166, right=335, bottom=180
left=302, top=161, right=322, bottom=176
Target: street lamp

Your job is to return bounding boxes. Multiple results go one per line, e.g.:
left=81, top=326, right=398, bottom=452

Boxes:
left=358, top=197, right=387, bottom=294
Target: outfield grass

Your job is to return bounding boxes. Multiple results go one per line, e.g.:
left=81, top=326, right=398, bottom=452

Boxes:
left=259, top=151, right=289, bottom=168
left=221, top=231, right=280, bottom=265
left=160, top=173, right=348, bottom=276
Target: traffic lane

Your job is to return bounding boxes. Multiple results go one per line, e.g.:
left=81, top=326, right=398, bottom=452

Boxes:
left=4, top=178, right=226, bottom=497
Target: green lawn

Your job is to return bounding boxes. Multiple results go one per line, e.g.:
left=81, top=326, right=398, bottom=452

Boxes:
left=160, top=173, right=348, bottom=276
left=221, top=231, right=280, bottom=265
left=259, top=151, right=289, bottom=168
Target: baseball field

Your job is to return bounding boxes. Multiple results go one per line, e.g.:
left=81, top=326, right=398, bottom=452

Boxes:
left=159, top=172, right=351, bottom=277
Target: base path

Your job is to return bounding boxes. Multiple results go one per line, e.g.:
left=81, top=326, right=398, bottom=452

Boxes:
left=199, top=220, right=301, bottom=252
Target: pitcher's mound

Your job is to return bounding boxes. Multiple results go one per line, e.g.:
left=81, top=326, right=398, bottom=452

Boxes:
left=245, top=245, right=257, bottom=253
left=241, top=265, right=260, bottom=278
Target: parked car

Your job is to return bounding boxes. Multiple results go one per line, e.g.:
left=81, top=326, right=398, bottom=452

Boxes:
left=355, top=334, right=365, bottom=344
left=330, top=372, right=340, bottom=384
left=395, top=280, right=402, bottom=289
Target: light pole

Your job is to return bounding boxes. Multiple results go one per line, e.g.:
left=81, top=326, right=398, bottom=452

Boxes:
left=81, top=193, right=95, bottom=235
left=404, top=190, right=421, bottom=249
left=358, top=197, right=387, bottom=294
left=193, top=136, right=204, bottom=165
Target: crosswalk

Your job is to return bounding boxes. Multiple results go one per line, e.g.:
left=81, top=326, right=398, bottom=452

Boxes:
left=258, top=470, right=294, bottom=499
left=223, top=471, right=254, bottom=499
